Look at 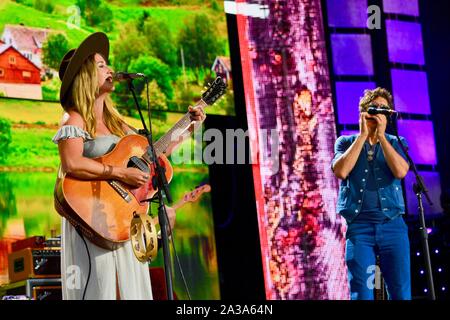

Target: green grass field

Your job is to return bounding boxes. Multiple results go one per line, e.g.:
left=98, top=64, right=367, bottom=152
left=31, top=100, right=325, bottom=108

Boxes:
left=0, top=97, right=167, bottom=128
left=0, top=0, right=228, bottom=51
left=7, top=126, right=60, bottom=168
left=0, top=97, right=205, bottom=168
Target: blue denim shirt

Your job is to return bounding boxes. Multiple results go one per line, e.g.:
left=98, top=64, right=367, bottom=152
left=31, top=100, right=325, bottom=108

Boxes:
left=332, top=134, right=409, bottom=224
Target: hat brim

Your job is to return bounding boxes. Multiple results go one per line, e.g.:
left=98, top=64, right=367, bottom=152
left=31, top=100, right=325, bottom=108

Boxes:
left=59, top=32, right=109, bottom=106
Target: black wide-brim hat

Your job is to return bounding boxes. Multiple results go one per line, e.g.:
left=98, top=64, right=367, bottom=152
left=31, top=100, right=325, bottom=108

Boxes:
left=58, top=32, right=109, bottom=107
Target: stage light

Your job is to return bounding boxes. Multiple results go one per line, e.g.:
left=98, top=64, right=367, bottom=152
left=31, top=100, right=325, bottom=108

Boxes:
left=426, top=228, right=432, bottom=234
left=438, top=268, right=442, bottom=272
left=424, top=288, right=428, bottom=293
left=420, top=270, right=424, bottom=275
left=416, top=252, right=420, bottom=256
left=435, top=249, right=439, bottom=254
left=442, top=287, right=446, bottom=291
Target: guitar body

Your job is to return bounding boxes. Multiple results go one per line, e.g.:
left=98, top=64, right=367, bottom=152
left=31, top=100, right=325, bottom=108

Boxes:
left=54, top=135, right=173, bottom=250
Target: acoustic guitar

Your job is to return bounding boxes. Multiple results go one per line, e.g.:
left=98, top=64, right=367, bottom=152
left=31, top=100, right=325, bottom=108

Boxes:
left=54, top=77, right=226, bottom=250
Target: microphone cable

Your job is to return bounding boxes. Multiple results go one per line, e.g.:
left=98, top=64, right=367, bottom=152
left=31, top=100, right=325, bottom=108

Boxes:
left=165, top=205, right=192, bottom=300
left=75, top=227, right=91, bottom=300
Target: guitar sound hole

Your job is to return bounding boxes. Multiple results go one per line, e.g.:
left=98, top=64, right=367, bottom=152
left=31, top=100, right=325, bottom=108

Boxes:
left=127, top=156, right=150, bottom=173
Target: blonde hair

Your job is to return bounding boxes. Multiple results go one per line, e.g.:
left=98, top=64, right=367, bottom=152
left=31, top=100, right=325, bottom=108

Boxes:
left=359, top=87, right=394, bottom=113
left=63, top=54, right=126, bottom=138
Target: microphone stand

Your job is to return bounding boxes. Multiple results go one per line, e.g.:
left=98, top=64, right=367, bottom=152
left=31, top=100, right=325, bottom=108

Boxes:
left=126, top=78, right=174, bottom=300
left=391, top=113, right=436, bottom=300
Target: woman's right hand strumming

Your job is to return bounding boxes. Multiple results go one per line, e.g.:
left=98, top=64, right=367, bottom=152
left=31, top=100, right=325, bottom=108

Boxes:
left=117, top=167, right=150, bottom=188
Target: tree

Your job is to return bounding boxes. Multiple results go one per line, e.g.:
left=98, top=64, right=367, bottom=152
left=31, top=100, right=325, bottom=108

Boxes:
left=0, top=118, right=12, bottom=164
left=143, top=18, right=178, bottom=75
left=141, top=80, right=168, bottom=111
left=95, top=4, right=114, bottom=32
left=137, top=10, right=150, bottom=33
left=42, top=34, right=69, bottom=70
left=112, top=55, right=172, bottom=116
left=76, top=0, right=113, bottom=31
left=76, top=0, right=100, bottom=20
left=129, top=55, right=173, bottom=101
left=34, top=0, right=54, bottom=13
left=210, top=0, right=221, bottom=12
left=112, top=22, right=147, bottom=72
left=178, top=14, right=224, bottom=82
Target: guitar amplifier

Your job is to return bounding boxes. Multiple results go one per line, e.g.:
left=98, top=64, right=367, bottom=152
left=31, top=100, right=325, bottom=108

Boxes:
left=11, top=236, right=45, bottom=252
left=11, top=236, right=61, bottom=252
left=8, top=248, right=61, bottom=283
left=0, top=278, right=62, bottom=300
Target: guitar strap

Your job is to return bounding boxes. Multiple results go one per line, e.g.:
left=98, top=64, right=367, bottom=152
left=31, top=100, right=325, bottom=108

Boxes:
left=126, top=123, right=140, bottom=134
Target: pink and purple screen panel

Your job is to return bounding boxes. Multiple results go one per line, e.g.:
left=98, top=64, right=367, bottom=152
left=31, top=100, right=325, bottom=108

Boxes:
left=326, top=0, right=368, bottom=28
left=331, top=34, right=374, bottom=75
left=391, top=69, right=431, bottom=114
left=335, top=81, right=376, bottom=124
left=236, top=0, right=349, bottom=300
left=397, top=120, right=437, bottom=165
left=386, top=20, right=425, bottom=65
left=383, top=0, right=419, bottom=16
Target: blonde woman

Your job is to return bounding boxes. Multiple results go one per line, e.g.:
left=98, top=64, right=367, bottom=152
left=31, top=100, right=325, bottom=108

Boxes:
left=52, top=32, right=205, bottom=300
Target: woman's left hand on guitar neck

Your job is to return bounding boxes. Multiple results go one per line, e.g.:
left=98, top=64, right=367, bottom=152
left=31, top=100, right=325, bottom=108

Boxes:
left=188, top=105, right=206, bottom=130
left=164, top=105, right=206, bottom=156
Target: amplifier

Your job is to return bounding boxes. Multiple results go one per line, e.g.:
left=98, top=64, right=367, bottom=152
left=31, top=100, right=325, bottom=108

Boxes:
left=45, top=237, right=61, bottom=248
left=0, top=278, right=62, bottom=300
left=8, top=248, right=61, bottom=283
left=11, top=236, right=45, bottom=252
left=11, top=236, right=61, bottom=252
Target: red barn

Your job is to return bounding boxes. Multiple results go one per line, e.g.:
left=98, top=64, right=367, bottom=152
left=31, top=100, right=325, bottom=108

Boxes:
left=1, top=24, right=50, bottom=70
left=211, top=56, right=232, bottom=85
left=0, top=44, right=42, bottom=99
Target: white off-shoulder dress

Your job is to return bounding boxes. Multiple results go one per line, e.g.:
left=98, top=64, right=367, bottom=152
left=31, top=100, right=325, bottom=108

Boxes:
left=52, top=125, right=153, bottom=300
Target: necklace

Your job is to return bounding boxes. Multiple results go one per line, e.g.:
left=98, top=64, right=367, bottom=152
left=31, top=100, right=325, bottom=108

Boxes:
left=367, top=143, right=376, bottom=161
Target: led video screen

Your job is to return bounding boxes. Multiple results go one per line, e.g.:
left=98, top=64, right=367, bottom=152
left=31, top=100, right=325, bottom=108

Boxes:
left=234, top=0, right=349, bottom=299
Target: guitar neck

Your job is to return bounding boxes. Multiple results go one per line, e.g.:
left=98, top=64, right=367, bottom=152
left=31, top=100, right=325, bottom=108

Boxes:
left=172, top=199, right=187, bottom=211
left=153, top=99, right=207, bottom=156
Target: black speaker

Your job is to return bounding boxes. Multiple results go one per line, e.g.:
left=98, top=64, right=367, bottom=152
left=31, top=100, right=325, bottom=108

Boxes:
left=1, top=278, right=62, bottom=300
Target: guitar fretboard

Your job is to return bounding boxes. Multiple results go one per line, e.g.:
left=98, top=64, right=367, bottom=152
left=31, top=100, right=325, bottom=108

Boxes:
left=153, top=99, right=207, bottom=156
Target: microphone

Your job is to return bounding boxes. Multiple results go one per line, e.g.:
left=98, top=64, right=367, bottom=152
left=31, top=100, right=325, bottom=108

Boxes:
left=367, top=106, right=397, bottom=116
left=113, top=72, right=146, bottom=81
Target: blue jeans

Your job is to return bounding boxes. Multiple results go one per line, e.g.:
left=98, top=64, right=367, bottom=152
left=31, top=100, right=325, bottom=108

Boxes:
left=345, top=215, right=411, bottom=300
